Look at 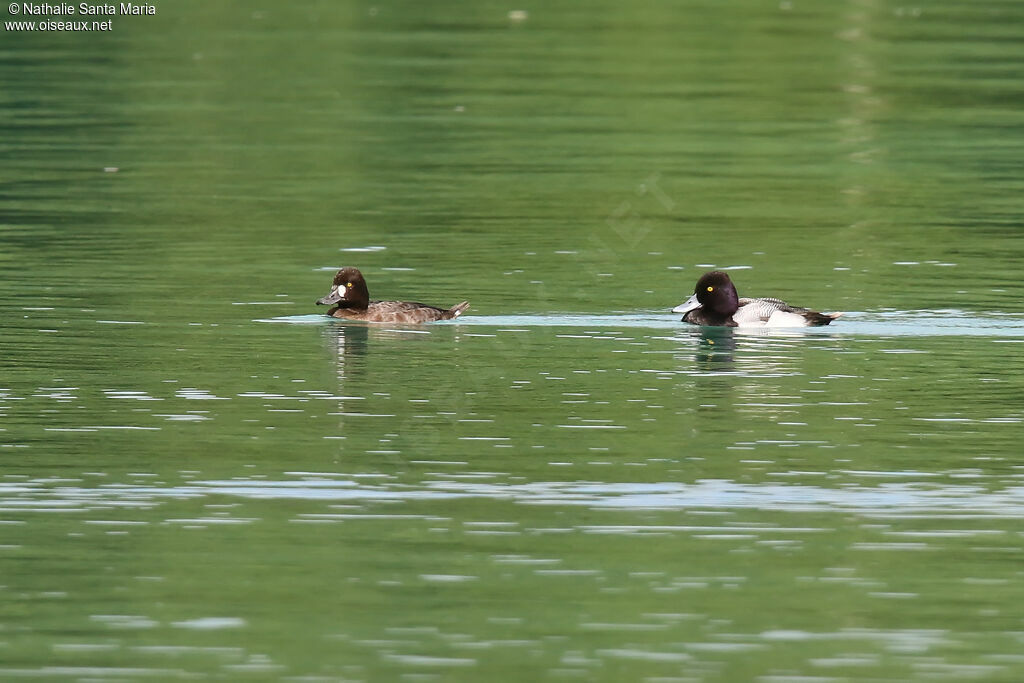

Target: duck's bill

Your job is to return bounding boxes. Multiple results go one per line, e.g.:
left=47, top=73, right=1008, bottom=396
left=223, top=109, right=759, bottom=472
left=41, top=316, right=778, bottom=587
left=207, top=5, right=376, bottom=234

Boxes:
left=316, top=288, right=343, bottom=305
left=672, top=294, right=701, bottom=315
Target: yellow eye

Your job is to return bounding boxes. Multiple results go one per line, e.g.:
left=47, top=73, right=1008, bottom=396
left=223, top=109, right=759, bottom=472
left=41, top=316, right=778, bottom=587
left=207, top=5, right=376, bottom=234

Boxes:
left=707, top=286, right=714, bottom=292
left=346, top=282, right=353, bottom=288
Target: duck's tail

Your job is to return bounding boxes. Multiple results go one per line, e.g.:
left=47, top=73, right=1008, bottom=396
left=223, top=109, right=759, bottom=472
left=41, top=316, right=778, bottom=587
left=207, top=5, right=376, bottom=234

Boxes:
left=805, top=311, right=843, bottom=326
left=445, top=301, right=470, bottom=319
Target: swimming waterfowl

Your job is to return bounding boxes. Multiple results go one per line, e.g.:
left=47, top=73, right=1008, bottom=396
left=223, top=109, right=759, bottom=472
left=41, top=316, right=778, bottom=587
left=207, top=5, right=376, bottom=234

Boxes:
left=316, top=267, right=469, bottom=323
left=673, top=271, right=841, bottom=327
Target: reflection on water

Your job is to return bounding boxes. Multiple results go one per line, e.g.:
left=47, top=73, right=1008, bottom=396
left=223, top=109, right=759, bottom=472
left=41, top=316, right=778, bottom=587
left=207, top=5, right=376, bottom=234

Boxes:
left=3, top=464, right=1024, bottom=680
left=4, top=338, right=1024, bottom=679
left=691, top=327, right=739, bottom=372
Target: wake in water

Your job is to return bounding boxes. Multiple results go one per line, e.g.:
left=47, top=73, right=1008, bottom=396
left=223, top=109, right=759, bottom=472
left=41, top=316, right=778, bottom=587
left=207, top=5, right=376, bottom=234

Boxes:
left=258, top=311, right=1024, bottom=337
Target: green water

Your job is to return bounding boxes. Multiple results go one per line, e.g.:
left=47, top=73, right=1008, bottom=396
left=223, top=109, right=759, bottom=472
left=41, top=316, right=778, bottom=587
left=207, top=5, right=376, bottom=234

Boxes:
left=4, top=0, right=1024, bottom=680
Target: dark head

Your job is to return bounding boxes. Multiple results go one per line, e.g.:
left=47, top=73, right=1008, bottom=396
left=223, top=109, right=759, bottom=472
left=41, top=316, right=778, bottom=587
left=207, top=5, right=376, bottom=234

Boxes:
left=693, top=271, right=740, bottom=315
left=316, top=267, right=370, bottom=310
left=673, top=270, right=741, bottom=319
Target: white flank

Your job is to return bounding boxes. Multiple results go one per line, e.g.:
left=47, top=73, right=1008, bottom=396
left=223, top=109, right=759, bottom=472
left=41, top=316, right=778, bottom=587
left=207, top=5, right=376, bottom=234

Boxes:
left=762, top=311, right=809, bottom=328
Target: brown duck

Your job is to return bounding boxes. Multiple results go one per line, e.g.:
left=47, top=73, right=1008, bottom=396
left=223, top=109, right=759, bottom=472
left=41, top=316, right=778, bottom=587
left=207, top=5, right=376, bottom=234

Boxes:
left=316, top=267, right=469, bottom=323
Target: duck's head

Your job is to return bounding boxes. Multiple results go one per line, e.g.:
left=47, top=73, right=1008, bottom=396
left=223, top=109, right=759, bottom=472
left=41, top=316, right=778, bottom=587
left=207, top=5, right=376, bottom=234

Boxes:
left=672, top=270, right=740, bottom=317
left=316, top=267, right=370, bottom=309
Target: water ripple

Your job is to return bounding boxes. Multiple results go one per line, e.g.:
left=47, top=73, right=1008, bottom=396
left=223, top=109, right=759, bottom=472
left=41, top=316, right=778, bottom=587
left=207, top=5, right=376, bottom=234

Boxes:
left=259, top=311, right=1024, bottom=337
left=4, top=478, right=1023, bottom=517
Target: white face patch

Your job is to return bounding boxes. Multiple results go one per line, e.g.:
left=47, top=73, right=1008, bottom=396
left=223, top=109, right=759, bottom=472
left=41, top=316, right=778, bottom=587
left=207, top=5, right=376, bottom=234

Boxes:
left=335, top=286, right=346, bottom=299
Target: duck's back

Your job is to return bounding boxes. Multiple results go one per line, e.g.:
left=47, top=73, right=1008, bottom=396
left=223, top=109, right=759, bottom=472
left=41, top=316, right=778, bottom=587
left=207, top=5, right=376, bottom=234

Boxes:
left=734, top=297, right=839, bottom=327
left=333, top=300, right=469, bottom=323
